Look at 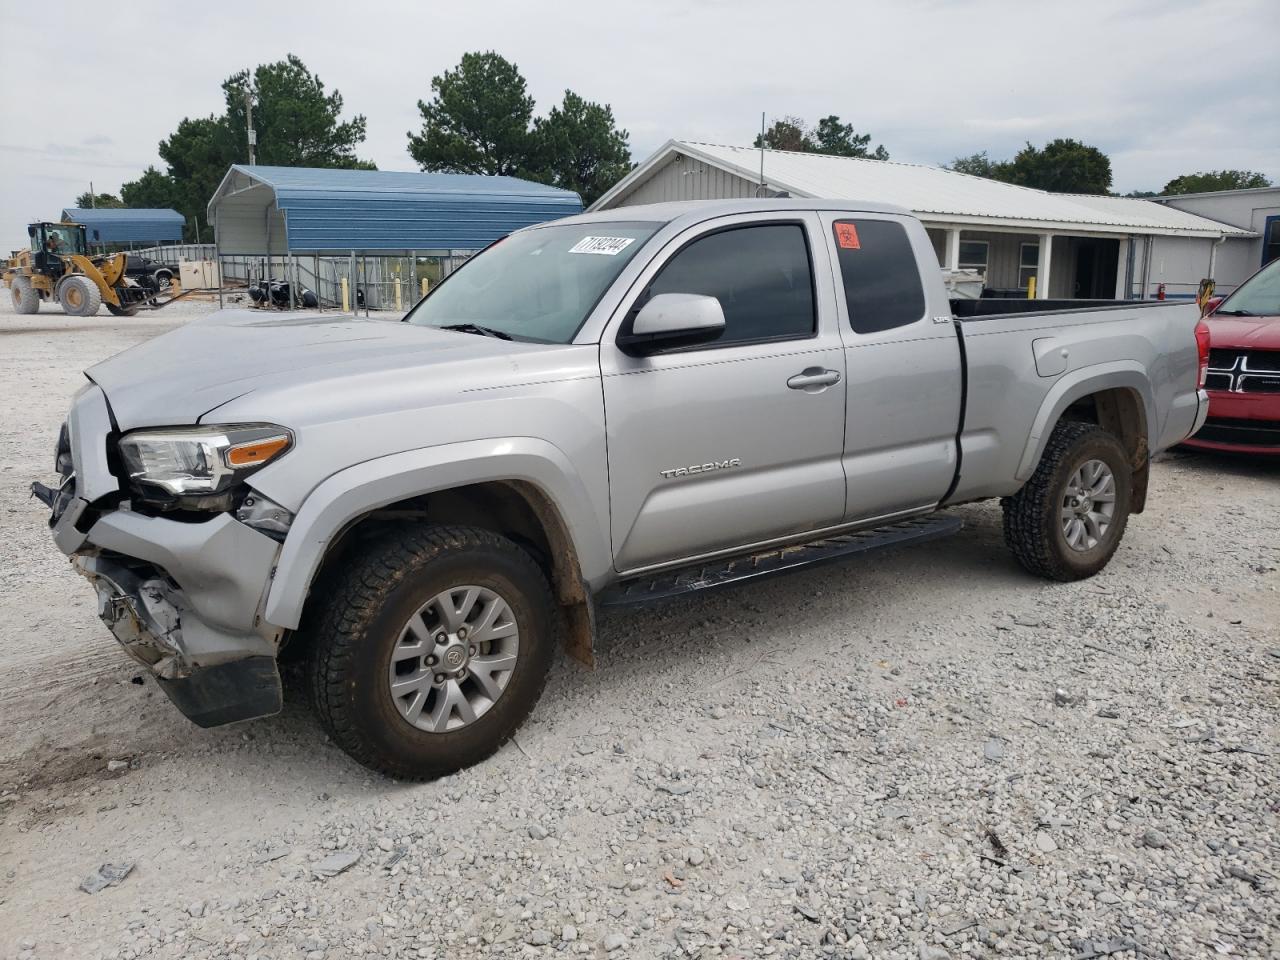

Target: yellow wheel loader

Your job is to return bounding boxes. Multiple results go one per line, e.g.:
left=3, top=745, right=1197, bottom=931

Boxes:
left=5, top=221, right=184, bottom=317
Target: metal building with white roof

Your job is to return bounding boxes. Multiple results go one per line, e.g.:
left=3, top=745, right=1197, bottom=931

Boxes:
left=592, top=141, right=1256, bottom=299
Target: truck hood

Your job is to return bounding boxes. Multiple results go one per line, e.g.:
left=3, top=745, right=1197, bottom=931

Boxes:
left=1206, top=313, right=1280, bottom=351
left=88, top=309, right=564, bottom=429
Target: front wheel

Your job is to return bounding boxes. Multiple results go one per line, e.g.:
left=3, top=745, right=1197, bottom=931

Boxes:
left=306, top=524, right=556, bottom=780
left=58, top=275, right=102, bottom=317
left=1002, top=421, right=1132, bottom=581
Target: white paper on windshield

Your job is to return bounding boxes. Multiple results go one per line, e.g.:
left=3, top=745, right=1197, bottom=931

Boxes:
left=569, top=236, right=635, bottom=256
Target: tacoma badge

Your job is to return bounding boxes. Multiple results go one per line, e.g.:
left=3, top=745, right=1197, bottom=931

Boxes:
left=659, top=458, right=742, bottom=479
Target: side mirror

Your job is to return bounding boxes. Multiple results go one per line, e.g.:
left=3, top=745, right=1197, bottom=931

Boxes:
left=1201, top=295, right=1224, bottom=317
left=617, top=293, right=725, bottom=356
left=27, top=225, right=36, bottom=238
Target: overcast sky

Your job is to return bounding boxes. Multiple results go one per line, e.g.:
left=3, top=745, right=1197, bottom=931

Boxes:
left=2, top=0, right=1276, bottom=239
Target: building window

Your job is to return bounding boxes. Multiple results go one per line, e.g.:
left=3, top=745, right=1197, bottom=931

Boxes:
left=1019, top=242, right=1040, bottom=289
left=1264, top=216, right=1280, bottom=267
left=958, top=240, right=989, bottom=274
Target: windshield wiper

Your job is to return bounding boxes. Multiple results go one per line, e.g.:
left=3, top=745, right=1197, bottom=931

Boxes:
left=439, top=322, right=514, bottom=340
left=1214, top=309, right=1256, bottom=316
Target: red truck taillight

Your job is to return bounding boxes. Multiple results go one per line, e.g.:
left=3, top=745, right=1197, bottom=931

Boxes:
left=1195, top=318, right=1211, bottom=389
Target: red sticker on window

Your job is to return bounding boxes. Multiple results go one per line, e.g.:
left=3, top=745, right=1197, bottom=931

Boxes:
left=835, top=223, right=860, bottom=249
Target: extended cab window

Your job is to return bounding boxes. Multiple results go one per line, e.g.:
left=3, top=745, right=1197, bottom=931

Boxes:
left=832, top=219, right=926, bottom=334
left=643, top=223, right=816, bottom=346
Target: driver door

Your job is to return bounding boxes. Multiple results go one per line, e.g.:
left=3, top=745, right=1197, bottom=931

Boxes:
left=600, top=214, right=848, bottom=573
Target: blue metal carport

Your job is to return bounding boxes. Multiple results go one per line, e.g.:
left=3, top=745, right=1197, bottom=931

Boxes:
left=207, top=165, right=582, bottom=256
left=61, top=208, right=184, bottom=246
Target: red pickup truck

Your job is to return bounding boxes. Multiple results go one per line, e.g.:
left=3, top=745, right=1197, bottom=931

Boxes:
left=1186, top=258, right=1280, bottom=455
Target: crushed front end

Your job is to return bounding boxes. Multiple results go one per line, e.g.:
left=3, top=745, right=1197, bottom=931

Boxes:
left=32, top=383, right=292, bottom=727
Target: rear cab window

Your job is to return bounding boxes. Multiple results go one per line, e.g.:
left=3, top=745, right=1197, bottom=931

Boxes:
left=831, top=219, right=926, bottom=334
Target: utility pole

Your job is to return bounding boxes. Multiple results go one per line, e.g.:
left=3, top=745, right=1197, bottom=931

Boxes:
left=89, top=182, right=96, bottom=208
left=245, top=89, right=257, bottom=165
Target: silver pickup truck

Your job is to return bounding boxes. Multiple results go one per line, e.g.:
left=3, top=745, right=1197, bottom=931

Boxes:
left=34, top=199, right=1210, bottom=779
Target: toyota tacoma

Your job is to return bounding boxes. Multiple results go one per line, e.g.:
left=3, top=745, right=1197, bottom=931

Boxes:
left=33, top=200, right=1210, bottom=779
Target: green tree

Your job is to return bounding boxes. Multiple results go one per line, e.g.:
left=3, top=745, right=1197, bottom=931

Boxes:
left=1162, top=169, right=1272, bottom=195
left=120, top=166, right=178, bottom=208
left=812, top=115, right=888, bottom=159
left=528, top=91, right=632, bottom=205
left=223, top=55, right=371, bottom=168
left=944, top=151, right=1012, bottom=179
left=73, top=191, right=124, bottom=209
left=944, top=139, right=1112, bottom=194
left=408, top=52, right=535, bottom=175
left=120, top=55, right=371, bottom=240
left=754, top=116, right=812, bottom=153
left=753, top=115, right=888, bottom=159
left=1004, top=138, right=1112, bottom=194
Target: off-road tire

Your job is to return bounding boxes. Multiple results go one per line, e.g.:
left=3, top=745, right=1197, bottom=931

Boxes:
left=10, top=276, right=39, bottom=314
left=106, top=302, right=140, bottom=317
left=306, top=524, right=556, bottom=780
left=58, top=275, right=101, bottom=317
left=1002, top=421, right=1132, bottom=582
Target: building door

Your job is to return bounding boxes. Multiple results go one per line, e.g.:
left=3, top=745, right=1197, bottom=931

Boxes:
left=1074, top=238, right=1120, bottom=298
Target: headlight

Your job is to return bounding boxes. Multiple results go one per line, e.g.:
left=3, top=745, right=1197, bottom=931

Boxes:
left=118, top=424, right=292, bottom=500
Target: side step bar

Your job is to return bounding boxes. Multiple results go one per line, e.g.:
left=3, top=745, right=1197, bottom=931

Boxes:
left=598, top=514, right=963, bottom=607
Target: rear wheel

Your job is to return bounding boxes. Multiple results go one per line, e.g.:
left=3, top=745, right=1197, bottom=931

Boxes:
left=1002, top=421, right=1132, bottom=581
left=10, top=276, right=40, bottom=314
left=306, top=524, right=556, bottom=780
left=58, top=275, right=101, bottom=317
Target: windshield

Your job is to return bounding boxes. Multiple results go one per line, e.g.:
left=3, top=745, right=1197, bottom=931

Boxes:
left=1216, top=258, right=1280, bottom=317
left=405, top=221, right=660, bottom=342
left=36, top=224, right=84, bottom=256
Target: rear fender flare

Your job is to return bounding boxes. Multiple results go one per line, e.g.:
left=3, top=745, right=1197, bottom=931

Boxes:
left=263, top=437, right=608, bottom=629
left=1014, top=362, right=1156, bottom=482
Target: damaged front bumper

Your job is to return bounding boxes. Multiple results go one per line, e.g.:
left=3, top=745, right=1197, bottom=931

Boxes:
left=37, top=384, right=286, bottom=727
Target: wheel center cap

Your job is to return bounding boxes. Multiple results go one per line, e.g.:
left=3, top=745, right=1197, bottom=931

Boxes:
left=442, top=644, right=468, bottom=670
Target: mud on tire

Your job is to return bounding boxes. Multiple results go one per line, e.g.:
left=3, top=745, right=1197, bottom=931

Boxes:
left=1001, top=421, right=1133, bottom=582
left=305, top=524, right=556, bottom=780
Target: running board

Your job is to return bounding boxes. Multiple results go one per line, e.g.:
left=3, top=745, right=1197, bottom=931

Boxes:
left=598, top=514, right=963, bottom=607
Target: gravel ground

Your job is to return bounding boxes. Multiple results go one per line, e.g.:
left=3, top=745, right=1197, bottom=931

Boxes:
left=0, top=295, right=1276, bottom=960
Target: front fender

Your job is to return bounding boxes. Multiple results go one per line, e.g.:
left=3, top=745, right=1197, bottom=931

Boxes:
left=1014, top=362, right=1156, bottom=482
left=262, top=437, right=608, bottom=629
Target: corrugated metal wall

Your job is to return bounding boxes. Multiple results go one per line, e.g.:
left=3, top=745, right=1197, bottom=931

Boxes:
left=613, top=155, right=760, bottom=205
left=210, top=166, right=583, bottom=256
left=279, top=194, right=581, bottom=252
left=62, top=209, right=184, bottom=244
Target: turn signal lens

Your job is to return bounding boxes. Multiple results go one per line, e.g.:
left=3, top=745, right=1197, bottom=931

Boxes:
left=226, top=434, right=291, bottom=468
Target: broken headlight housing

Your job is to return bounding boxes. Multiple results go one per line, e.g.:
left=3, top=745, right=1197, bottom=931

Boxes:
left=118, top=424, right=292, bottom=511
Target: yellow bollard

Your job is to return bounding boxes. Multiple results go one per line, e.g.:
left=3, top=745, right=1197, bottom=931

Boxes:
left=395, top=280, right=403, bottom=312
left=341, top=277, right=350, bottom=313
left=1026, top=275, right=1036, bottom=300
left=421, top=277, right=429, bottom=298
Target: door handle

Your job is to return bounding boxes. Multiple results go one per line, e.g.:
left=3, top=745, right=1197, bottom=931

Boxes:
left=787, top=367, right=842, bottom=391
